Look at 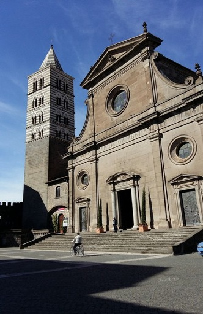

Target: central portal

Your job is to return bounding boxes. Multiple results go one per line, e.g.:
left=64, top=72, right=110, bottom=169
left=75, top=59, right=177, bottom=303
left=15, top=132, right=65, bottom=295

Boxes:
left=118, top=189, right=133, bottom=230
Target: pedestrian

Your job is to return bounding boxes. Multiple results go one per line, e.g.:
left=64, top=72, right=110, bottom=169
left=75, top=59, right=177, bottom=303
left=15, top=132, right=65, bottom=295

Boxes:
left=72, top=233, right=82, bottom=254
left=113, top=217, right=117, bottom=233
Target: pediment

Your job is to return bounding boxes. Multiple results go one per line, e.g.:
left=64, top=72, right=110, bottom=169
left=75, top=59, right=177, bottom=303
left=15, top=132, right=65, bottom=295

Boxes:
left=75, top=197, right=90, bottom=203
left=169, top=174, right=203, bottom=185
left=81, top=32, right=162, bottom=89
left=106, top=172, right=140, bottom=184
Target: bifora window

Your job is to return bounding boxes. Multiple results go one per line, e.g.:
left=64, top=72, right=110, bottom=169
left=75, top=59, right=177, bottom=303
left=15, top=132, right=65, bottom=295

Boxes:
left=106, top=85, right=129, bottom=116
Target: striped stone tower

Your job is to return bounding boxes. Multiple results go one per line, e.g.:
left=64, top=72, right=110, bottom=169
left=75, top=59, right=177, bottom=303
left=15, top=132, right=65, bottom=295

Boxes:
left=23, top=45, right=75, bottom=229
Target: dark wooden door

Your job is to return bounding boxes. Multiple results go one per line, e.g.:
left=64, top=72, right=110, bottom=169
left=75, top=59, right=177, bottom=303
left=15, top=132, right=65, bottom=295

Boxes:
left=79, top=207, right=87, bottom=231
left=180, top=189, right=200, bottom=226
left=118, top=189, right=133, bottom=230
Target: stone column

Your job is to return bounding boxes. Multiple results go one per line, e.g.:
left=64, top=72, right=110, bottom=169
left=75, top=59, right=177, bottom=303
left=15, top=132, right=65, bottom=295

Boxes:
left=131, top=185, right=139, bottom=229
left=135, top=182, right=141, bottom=223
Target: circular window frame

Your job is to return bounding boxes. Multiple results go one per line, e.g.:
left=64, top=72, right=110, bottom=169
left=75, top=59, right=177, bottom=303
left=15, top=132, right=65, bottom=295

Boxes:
left=106, top=85, right=130, bottom=117
left=168, top=135, right=196, bottom=165
left=76, top=170, right=90, bottom=190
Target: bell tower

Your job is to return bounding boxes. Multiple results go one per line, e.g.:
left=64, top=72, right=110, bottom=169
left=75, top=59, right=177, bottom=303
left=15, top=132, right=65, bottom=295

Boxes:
left=23, top=45, right=75, bottom=229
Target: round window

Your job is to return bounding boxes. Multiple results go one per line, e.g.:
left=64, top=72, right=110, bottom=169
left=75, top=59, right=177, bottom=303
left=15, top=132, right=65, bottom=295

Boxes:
left=81, top=173, right=88, bottom=186
left=169, top=136, right=196, bottom=165
left=112, top=90, right=128, bottom=113
left=176, top=142, right=192, bottom=159
left=77, top=170, right=89, bottom=190
left=106, top=85, right=129, bottom=116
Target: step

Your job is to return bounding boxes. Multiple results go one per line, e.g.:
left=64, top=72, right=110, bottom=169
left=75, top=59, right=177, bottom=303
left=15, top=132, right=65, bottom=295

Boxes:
left=22, top=227, right=202, bottom=255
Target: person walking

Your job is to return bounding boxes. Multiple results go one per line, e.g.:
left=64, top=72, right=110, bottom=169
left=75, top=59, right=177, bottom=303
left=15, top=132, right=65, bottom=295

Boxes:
left=113, top=217, right=117, bottom=233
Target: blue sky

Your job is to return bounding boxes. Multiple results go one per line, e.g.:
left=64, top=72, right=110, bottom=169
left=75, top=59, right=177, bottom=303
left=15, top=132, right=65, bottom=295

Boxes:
left=0, top=0, right=203, bottom=202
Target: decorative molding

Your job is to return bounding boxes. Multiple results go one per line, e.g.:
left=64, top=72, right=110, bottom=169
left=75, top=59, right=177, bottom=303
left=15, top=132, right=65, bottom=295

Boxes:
left=185, top=76, right=194, bottom=86
left=168, top=135, right=197, bottom=165
left=169, top=174, right=203, bottom=186
left=75, top=197, right=90, bottom=204
left=106, top=172, right=140, bottom=184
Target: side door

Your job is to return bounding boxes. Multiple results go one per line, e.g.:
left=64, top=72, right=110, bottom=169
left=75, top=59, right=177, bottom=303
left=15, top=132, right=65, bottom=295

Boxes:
left=79, top=207, right=87, bottom=232
left=180, top=189, right=201, bottom=226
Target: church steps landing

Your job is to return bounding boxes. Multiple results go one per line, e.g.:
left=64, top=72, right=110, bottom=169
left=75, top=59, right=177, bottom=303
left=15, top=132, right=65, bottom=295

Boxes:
left=23, top=227, right=202, bottom=254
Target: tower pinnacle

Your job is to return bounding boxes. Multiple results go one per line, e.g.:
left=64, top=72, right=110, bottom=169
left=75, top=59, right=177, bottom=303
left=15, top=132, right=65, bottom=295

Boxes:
left=40, top=45, right=63, bottom=71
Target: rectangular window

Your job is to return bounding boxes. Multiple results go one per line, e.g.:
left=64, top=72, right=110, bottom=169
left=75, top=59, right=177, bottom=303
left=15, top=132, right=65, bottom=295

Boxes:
left=56, top=79, right=61, bottom=90
left=33, top=81, right=37, bottom=92
left=39, top=78, right=44, bottom=89
left=56, top=114, right=61, bottom=123
left=64, top=100, right=68, bottom=109
left=64, top=117, right=68, bottom=125
left=56, top=97, right=61, bottom=106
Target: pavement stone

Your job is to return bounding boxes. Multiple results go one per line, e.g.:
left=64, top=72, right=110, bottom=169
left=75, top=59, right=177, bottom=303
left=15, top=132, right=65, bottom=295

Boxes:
left=0, top=248, right=202, bottom=314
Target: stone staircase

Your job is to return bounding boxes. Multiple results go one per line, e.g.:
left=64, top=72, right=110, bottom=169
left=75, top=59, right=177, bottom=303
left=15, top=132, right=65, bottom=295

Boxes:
left=22, top=226, right=203, bottom=255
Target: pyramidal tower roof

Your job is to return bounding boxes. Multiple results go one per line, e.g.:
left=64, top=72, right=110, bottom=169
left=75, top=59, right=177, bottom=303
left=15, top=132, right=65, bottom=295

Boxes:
left=40, top=45, right=63, bottom=71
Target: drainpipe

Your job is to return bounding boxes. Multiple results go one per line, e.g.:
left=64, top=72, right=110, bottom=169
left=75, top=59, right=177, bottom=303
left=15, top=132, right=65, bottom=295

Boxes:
left=89, top=92, right=99, bottom=228
left=149, top=52, right=171, bottom=227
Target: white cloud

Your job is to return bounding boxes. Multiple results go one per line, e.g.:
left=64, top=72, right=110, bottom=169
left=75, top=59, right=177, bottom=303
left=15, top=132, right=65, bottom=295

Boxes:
left=0, top=101, right=19, bottom=115
left=8, top=76, right=27, bottom=94
left=57, top=2, right=94, bottom=34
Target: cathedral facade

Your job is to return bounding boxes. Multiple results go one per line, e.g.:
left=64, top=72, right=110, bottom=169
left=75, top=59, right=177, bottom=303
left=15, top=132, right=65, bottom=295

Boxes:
left=23, top=25, right=203, bottom=233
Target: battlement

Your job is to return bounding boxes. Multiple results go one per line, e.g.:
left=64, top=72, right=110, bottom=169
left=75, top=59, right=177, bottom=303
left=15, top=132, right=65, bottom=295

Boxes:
left=0, top=202, right=23, bottom=208
left=0, top=202, right=23, bottom=230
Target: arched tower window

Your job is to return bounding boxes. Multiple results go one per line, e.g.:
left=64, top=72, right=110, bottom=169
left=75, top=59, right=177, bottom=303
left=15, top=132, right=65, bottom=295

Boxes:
left=56, top=186, right=60, bottom=198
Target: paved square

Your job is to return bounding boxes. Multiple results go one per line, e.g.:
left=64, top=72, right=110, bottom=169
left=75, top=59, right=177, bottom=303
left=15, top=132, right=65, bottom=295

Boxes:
left=0, top=248, right=202, bottom=314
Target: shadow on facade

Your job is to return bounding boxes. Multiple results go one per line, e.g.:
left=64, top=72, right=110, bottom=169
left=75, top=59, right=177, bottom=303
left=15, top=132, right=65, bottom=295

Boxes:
left=0, top=258, right=186, bottom=314
left=149, top=193, right=154, bottom=229
left=23, top=185, right=50, bottom=230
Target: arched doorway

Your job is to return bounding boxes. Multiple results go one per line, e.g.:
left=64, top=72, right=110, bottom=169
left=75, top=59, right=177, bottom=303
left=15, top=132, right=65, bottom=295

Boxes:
left=49, top=206, right=69, bottom=233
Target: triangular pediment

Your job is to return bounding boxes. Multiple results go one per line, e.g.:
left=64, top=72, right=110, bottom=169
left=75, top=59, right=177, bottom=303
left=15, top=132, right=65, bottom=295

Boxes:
left=106, top=172, right=140, bottom=184
left=75, top=197, right=90, bottom=203
left=169, top=174, right=203, bottom=185
left=81, top=32, right=162, bottom=89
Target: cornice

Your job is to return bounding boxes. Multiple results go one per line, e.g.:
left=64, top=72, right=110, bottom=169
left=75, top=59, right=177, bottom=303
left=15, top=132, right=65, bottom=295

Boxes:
left=45, top=176, right=69, bottom=185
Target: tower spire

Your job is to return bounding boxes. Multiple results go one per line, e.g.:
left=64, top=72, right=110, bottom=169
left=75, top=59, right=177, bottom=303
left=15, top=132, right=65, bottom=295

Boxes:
left=40, top=45, right=63, bottom=71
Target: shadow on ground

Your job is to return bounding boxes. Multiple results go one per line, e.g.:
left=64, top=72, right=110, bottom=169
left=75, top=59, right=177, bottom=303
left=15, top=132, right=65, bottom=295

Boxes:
left=0, top=258, right=190, bottom=314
